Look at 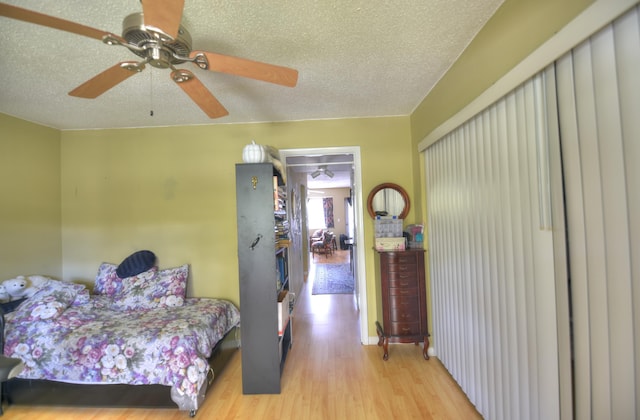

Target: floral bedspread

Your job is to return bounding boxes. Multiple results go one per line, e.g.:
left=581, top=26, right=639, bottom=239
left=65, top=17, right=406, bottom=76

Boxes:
left=3, top=295, right=240, bottom=405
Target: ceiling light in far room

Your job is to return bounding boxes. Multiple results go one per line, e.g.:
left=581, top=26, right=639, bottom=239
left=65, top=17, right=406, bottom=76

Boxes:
left=311, top=165, right=334, bottom=179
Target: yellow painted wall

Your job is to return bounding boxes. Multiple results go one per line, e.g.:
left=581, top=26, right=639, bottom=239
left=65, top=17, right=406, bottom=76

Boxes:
left=0, top=114, right=62, bottom=279
left=410, top=0, right=595, bottom=147
left=60, top=116, right=415, bottom=328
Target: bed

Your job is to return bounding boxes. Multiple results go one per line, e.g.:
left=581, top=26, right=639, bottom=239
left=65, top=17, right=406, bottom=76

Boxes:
left=0, top=262, right=241, bottom=417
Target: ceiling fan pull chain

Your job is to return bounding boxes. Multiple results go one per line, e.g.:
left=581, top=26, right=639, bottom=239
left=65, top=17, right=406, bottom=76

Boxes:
left=149, top=69, right=154, bottom=117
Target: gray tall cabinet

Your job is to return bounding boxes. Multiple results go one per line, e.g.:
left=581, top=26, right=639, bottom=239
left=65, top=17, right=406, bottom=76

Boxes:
left=235, top=163, right=292, bottom=394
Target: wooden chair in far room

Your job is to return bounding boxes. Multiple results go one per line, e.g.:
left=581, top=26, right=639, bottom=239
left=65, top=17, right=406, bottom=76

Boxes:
left=311, top=231, right=333, bottom=258
left=309, top=229, right=324, bottom=248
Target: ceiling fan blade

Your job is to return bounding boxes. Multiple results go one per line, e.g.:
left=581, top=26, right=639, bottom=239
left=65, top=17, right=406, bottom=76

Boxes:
left=69, top=62, right=144, bottom=99
left=191, top=51, right=298, bottom=87
left=0, top=3, right=119, bottom=41
left=141, top=0, right=184, bottom=40
left=171, top=69, right=229, bottom=119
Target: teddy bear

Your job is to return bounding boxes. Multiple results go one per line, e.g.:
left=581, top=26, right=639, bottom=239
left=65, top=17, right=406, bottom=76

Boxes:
left=2, top=277, right=32, bottom=301
left=1, top=275, right=50, bottom=301
left=25, top=274, right=51, bottom=290
left=0, top=284, right=10, bottom=303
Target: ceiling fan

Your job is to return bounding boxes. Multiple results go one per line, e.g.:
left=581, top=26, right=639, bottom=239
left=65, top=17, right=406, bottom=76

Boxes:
left=311, top=165, right=334, bottom=179
left=0, top=1, right=298, bottom=119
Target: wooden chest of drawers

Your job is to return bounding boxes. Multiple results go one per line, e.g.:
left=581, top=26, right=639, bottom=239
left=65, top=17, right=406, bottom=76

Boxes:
left=374, top=249, right=429, bottom=360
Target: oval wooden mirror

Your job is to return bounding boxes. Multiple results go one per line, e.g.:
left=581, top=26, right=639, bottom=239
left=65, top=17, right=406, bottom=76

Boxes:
left=367, top=183, right=410, bottom=219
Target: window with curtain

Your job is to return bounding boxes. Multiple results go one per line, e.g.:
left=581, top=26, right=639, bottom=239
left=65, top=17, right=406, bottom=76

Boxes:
left=307, top=197, right=326, bottom=229
left=323, top=197, right=334, bottom=228
left=308, top=197, right=335, bottom=229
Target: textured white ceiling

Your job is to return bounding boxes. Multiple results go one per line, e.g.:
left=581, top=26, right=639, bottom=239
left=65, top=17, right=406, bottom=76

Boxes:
left=0, top=0, right=504, bottom=130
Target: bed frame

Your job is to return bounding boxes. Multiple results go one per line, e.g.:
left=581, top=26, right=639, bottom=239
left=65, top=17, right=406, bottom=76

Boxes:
left=1, top=325, right=239, bottom=417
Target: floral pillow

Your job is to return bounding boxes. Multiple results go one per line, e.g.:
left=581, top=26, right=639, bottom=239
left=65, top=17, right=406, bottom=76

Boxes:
left=14, top=280, right=88, bottom=321
left=71, top=284, right=91, bottom=306
left=111, top=264, right=188, bottom=311
left=93, top=262, right=123, bottom=296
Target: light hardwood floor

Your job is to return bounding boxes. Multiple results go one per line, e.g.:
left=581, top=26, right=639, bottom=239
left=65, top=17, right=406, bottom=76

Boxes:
left=3, top=250, right=481, bottom=419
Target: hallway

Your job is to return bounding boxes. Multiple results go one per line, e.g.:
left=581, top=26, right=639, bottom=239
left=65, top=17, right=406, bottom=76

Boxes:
left=302, top=249, right=359, bottom=342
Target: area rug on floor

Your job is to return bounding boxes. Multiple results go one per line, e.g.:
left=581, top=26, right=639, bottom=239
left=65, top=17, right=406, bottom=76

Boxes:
left=312, top=263, right=354, bottom=295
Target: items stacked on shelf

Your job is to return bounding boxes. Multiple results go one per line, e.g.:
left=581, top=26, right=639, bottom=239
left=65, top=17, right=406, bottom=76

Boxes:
left=275, top=219, right=290, bottom=246
left=275, top=247, right=288, bottom=291
left=374, top=216, right=406, bottom=251
left=274, top=178, right=289, bottom=246
left=273, top=177, right=287, bottom=212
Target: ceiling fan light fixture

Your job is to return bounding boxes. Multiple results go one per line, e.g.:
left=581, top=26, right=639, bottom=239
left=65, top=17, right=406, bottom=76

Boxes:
left=310, top=165, right=334, bottom=179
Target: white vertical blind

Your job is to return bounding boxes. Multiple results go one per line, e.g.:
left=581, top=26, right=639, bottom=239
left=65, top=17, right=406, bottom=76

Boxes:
left=555, top=5, right=640, bottom=419
left=423, top=4, right=639, bottom=419
left=425, top=72, right=562, bottom=420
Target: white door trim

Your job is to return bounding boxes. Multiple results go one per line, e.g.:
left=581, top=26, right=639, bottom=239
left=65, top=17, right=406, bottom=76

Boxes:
left=280, top=146, right=368, bottom=344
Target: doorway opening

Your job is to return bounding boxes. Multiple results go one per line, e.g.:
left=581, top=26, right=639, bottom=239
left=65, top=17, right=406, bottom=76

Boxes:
left=279, top=147, right=368, bottom=345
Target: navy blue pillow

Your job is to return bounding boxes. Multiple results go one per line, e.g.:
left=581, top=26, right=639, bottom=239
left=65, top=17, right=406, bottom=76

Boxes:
left=0, top=298, right=27, bottom=314
left=116, top=250, right=157, bottom=278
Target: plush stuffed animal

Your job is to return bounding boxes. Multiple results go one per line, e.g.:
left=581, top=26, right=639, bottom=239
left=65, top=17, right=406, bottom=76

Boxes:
left=1, top=275, right=49, bottom=301
left=0, top=284, right=10, bottom=303
left=2, top=277, right=31, bottom=300
left=25, top=275, right=51, bottom=290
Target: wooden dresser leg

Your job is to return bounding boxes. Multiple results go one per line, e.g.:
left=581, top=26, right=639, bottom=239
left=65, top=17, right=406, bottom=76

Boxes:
left=375, top=321, right=389, bottom=360
left=375, top=321, right=384, bottom=346
left=423, top=335, right=430, bottom=360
